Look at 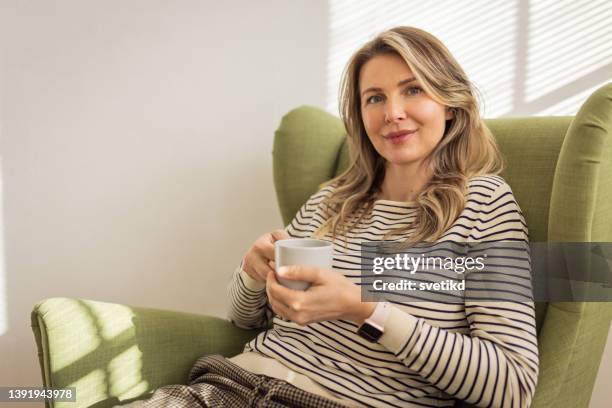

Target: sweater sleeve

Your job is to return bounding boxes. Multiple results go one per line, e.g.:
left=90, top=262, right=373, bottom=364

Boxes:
left=227, top=187, right=329, bottom=329
left=378, top=180, right=539, bottom=408
left=227, top=261, right=272, bottom=330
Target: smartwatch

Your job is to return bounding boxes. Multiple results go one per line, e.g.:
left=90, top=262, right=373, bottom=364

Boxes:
left=357, top=302, right=391, bottom=342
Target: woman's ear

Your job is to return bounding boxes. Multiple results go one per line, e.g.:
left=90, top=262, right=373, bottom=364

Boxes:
left=445, top=107, right=456, bottom=121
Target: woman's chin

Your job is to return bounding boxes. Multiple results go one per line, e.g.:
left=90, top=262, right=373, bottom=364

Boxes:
left=384, top=155, right=420, bottom=166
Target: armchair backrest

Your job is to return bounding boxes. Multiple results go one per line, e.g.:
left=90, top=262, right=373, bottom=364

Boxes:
left=272, top=83, right=612, bottom=407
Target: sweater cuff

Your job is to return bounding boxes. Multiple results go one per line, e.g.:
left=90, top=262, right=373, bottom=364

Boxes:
left=239, top=266, right=266, bottom=291
left=379, top=306, right=419, bottom=354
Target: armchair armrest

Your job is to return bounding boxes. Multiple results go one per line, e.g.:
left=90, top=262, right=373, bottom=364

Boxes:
left=31, top=297, right=261, bottom=408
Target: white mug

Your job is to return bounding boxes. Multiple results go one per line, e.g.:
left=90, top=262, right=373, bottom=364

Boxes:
left=274, top=238, right=333, bottom=291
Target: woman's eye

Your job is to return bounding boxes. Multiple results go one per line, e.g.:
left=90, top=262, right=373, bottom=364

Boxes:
left=366, top=95, right=383, bottom=104
left=405, top=86, right=422, bottom=96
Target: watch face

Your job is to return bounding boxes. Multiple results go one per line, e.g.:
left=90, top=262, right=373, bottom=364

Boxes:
left=358, top=323, right=383, bottom=342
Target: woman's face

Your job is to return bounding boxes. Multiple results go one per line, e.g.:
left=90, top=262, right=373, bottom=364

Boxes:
left=359, top=53, right=453, bottom=168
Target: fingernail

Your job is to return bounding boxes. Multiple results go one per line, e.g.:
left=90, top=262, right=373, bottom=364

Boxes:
left=277, top=266, right=287, bottom=276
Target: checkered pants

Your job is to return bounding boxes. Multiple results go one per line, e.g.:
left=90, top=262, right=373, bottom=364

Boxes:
left=128, top=354, right=350, bottom=408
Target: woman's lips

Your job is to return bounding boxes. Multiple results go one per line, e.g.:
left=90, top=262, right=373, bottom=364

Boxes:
left=385, top=130, right=416, bottom=144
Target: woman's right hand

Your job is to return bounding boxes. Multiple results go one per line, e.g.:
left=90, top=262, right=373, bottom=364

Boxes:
left=242, top=229, right=290, bottom=284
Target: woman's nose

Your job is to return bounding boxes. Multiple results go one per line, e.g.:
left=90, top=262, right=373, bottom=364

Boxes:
left=384, top=97, right=406, bottom=123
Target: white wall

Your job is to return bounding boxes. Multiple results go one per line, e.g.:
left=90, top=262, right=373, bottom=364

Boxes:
left=1, top=0, right=611, bottom=407
left=0, top=0, right=328, bottom=395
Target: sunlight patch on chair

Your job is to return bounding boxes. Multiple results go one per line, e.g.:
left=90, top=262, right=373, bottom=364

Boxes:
left=51, top=299, right=102, bottom=371
left=117, top=380, right=149, bottom=401
left=69, top=369, right=107, bottom=407
left=108, top=345, right=149, bottom=399
left=88, top=301, right=136, bottom=341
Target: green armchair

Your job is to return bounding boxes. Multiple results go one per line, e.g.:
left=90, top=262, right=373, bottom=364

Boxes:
left=32, top=83, right=612, bottom=408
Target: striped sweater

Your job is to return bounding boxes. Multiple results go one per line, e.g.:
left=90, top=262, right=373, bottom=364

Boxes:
left=228, top=175, right=539, bottom=408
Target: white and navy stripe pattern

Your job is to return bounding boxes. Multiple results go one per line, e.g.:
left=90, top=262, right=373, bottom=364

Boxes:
left=228, top=175, right=538, bottom=408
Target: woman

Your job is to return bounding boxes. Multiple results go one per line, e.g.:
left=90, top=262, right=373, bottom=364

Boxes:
left=140, top=26, right=538, bottom=408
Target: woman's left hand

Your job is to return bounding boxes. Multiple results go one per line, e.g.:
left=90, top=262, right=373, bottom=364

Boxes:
left=265, top=264, right=375, bottom=326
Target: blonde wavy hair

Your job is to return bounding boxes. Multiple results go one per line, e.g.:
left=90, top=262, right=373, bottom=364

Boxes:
left=312, top=26, right=503, bottom=245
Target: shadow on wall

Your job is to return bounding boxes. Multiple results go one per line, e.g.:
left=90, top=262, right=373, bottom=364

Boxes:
left=506, top=0, right=611, bottom=116
left=325, top=0, right=612, bottom=117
